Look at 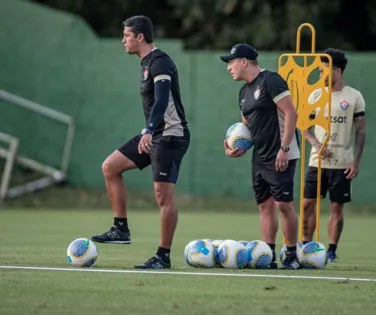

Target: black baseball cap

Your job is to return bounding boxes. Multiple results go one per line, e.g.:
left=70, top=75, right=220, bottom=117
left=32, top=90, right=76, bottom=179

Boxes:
left=220, top=43, right=258, bottom=63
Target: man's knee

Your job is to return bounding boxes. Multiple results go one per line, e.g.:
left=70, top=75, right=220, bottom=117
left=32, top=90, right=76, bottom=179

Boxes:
left=154, top=182, right=175, bottom=208
left=102, top=158, right=113, bottom=177
left=258, top=197, right=275, bottom=213
left=102, top=151, right=136, bottom=178
left=275, top=201, right=295, bottom=215
left=330, top=202, right=344, bottom=216
left=303, top=199, right=316, bottom=217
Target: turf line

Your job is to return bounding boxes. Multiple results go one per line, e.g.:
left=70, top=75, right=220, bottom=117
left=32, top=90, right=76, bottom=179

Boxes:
left=1, top=265, right=375, bottom=282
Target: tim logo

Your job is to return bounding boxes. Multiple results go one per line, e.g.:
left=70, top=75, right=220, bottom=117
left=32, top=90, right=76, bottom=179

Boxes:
left=340, top=101, right=349, bottom=110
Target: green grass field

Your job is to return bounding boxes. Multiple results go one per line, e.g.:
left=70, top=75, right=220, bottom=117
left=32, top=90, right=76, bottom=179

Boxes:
left=1, top=209, right=376, bottom=315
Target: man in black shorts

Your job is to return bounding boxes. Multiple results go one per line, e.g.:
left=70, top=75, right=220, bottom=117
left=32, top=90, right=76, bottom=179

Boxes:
left=303, top=49, right=366, bottom=262
left=91, top=16, right=190, bottom=269
left=221, top=44, right=301, bottom=269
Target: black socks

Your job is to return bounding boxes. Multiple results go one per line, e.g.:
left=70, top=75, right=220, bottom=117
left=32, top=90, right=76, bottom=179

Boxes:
left=114, top=217, right=129, bottom=232
left=268, top=243, right=276, bottom=262
left=157, top=247, right=171, bottom=262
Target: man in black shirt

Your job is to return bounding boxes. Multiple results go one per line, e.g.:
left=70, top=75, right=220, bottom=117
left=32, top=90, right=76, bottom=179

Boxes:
left=221, top=44, right=301, bottom=269
left=91, top=16, right=190, bottom=269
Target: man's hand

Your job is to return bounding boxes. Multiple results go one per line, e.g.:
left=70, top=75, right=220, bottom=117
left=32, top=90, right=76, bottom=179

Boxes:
left=224, top=140, right=247, bottom=158
left=344, top=160, right=359, bottom=179
left=138, top=134, right=153, bottom=154
left=314, top=143, right=332, bottom=160
left=275, top=149, right=289, bottom=172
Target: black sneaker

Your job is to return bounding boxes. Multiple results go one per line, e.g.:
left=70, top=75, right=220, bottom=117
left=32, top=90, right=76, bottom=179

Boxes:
left=134, top=255, right=171, bottom=269
left=327, top=251, right=338, bottom=263
left=279, top=257, right=301, bottom=270
left=269, top=261, right=278, bottom=269
left=91, top=225, right=131, bottom=244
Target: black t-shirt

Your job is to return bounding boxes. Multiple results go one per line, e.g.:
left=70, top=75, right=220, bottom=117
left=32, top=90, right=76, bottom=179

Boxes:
left=239, top=70, right=300, bottom=164
left=140, top=49, right=189, bottom=138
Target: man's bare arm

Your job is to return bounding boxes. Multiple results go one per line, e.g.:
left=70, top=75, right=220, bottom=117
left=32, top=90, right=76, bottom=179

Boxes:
left=275, top=95, right=298, bottom=147
left=305, top=125, right=332, bottom=159
left=354, top=116, right=366, bottom=165
left=305, top=126, right=320, bottom=148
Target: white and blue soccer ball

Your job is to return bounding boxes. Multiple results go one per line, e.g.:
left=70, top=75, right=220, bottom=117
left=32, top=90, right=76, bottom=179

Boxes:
left=218, top=240, right=248, bottom=269
left=211, top=240, right=223, bottom=266
left=185, top=239, right=216, bottom=268
left=298, top=241, right=327, bottom=269
left=67, top=238, right=98, bottom=267
left=246, top=240, right=273, bottom=269
left=184, top=242, right=198, bottom=267
left=225, top=122, right=253, bottom=151
left=212, top=240, right=223, bottom=249
left=238, top=240, right=249, bottom=247
left=280, top=242, right=303, bottom=264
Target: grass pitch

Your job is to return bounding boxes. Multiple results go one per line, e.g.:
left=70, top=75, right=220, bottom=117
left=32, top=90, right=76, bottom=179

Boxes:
left=1, top=209, right=376, bottom=315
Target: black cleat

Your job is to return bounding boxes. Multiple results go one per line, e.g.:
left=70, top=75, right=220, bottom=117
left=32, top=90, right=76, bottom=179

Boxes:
left=134, top=255, right=171, bottom=269
left=327, top=251, right=338, bottom=263
left=279, top=257, right=301, bottom=270
left=268, top=261, right=278, bottom=269
left=91, top=225, right=131, bottom=244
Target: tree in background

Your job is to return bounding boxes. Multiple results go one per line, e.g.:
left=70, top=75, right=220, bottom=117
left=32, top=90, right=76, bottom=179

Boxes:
left=30, top=0, right=376, bottom=50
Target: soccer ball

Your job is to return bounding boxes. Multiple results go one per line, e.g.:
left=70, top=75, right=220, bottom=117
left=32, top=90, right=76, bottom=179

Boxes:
left=212, top=240, right=223, bottom=248
left=298, top=241, right=327, bottom=269
left=202, top=238, right=213, bottom=242
left=225, top=122, right=253, bottom=151
left=218, top=240, right=248, bottom=269
left=246, top=240, right=273, bottom=269
left=238, top=240, right=249, bottom=247
left=279, top=242, right=303, bottom=264
left=67, top=238, right=98, bottom=267
left=185, top=239, right=216, bottom=268
left=212, top=240, right=223, bottom=266
left=184, top=242, right=198, bottom=267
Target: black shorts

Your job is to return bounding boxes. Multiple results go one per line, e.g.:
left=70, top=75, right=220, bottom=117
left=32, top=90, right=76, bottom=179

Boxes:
left=118, top=134, right=189, bottom=183
left=304, top=167, right=351, bottom=203
left=252, top=159, right=297, bottom=205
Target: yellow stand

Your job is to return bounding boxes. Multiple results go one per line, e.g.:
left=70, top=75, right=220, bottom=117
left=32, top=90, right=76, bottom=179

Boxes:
left=278, top=23, right=332, bottom=244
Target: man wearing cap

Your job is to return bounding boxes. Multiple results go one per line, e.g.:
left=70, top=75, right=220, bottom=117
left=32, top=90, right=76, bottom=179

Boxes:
left=221, top=44, right=301, bottom=269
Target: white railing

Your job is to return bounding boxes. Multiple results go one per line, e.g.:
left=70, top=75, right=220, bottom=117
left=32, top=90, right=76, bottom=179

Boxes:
left=0, top=89, right=75, bottom=202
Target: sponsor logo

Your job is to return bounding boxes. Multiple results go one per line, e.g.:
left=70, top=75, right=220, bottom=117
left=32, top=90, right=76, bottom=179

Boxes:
left=325, top=116, right=348, bottom=123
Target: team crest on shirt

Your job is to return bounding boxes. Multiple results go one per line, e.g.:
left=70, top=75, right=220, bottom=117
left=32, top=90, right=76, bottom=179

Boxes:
left=254, top=86, right=261, bottom=100
left=143, top=67, right=149, bottom=80
left=340, top=100, right=349, bottom=110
